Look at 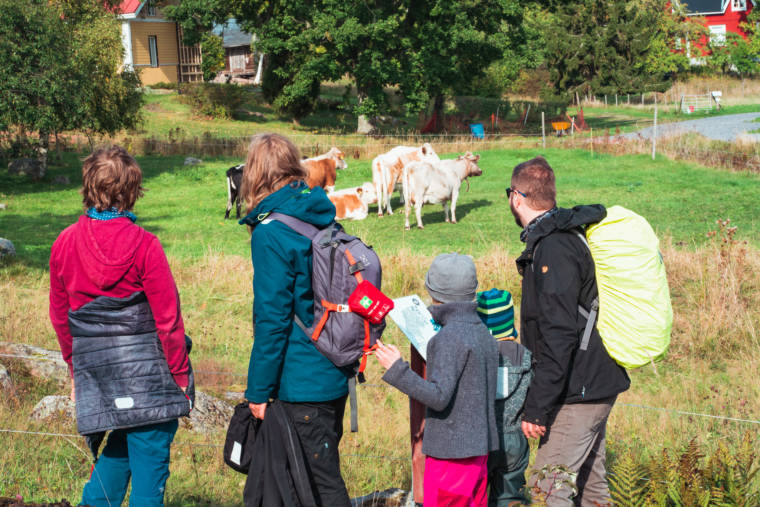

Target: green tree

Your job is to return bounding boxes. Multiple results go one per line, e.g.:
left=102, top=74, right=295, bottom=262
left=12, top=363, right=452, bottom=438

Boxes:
left=645, top=0, right=706, bottom=78
left=0, top=0, right=142, bottom=165
left=201, top=33, right=225, bottom=82
left=544, top=0, right=675, bottom=99
left=166, top=0, right=524, bottom=131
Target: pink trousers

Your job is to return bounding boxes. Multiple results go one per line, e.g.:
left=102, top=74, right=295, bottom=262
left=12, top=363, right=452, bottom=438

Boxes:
left=423, top=454, right=489, bottom=507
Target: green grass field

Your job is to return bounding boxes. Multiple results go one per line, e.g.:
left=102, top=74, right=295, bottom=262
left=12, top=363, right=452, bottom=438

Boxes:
left=1, top=147, right=759, bottom=504
left=2, top=147, right=758, bottom=270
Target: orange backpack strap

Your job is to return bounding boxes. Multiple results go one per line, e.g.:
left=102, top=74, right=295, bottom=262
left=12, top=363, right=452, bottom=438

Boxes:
left=311, top=300, right=349, bottom=341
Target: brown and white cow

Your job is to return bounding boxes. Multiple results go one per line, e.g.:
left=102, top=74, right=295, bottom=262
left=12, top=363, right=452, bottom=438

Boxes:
left=328, top=182, right=377, bottom=221
left=401, top=152, right=482, bottom=230
left=303, top=147, right=348, bottom=193
left=371, top=143, right=439, bottom=216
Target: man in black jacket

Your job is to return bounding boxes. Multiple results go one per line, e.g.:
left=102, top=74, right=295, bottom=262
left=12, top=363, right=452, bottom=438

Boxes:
left=508, top=156, right=630, bottom=506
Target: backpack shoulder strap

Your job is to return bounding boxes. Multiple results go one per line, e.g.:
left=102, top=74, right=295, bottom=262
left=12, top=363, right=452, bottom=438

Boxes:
left=573, top=229, right=599, bottom=352
left=267, top=212, right=321, bottom=240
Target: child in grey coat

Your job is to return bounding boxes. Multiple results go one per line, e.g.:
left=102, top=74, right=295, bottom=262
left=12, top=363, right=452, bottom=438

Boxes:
left=376, top=253, right=499, bottom=507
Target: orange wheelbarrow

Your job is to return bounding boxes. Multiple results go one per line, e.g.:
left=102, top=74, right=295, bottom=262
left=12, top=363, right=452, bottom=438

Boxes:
left=551, top=121, right=571, bottom=136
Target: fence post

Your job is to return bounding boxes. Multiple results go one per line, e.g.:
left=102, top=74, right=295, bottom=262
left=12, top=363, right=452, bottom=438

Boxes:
left=604, top=95, right=607, bottom=106
left=590, top=127, right=593, bottom=157
left=641, top=93, right=644, bottom=105
left=652, top=102, right=658, bottom=161
left=541, top=112, right=546, bottom=149
left=627, top=93, right=630, bottom=105
left=615, top=94, right=618, bottom=106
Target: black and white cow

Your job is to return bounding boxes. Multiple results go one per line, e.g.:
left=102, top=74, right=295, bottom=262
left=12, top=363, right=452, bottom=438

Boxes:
left=225, top=164, right=244, bottom=219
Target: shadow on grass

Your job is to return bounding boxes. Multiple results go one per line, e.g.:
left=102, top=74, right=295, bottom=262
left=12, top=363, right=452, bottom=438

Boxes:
left=400, top=198, right=493, bottom=227
left=0, top=211, right=168, bottom=270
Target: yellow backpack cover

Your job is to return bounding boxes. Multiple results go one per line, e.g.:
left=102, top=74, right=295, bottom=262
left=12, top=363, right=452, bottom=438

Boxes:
left=579, top=206, right=672, bottom=369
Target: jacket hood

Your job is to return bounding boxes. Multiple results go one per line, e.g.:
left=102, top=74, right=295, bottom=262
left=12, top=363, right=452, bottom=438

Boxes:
left=74, top=215, right=145, bottom=290
left=525, top=205, right=606, bottom=251
left=429, top=302, right=481, bottom=326
left=239, top=180, right=336, bottom=229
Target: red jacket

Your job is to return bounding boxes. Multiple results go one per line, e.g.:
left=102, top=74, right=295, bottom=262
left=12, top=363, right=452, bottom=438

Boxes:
left=49, top=215, right=189, bottom=387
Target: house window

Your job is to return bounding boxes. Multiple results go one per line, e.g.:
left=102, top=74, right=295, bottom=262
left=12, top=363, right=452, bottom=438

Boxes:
left=148, top=36, right=158, bottom=67
left=146, top=1, right=157, bottom=16
left=732, top=0, right=747, bottom=12
left=709, top=25, right=726, bottom=46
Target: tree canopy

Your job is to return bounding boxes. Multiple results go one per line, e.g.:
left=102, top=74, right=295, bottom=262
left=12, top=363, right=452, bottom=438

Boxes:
left=166, top=0, right=525, bottom=130
left=0, top=0, right=142, bottom=160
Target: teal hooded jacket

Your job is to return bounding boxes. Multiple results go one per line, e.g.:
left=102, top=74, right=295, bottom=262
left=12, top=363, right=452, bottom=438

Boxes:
left=239, top=181, right=349, bottom=403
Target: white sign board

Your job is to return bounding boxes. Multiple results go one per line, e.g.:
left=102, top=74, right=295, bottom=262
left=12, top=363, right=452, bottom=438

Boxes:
left=387, top=295, right=441, bottom=360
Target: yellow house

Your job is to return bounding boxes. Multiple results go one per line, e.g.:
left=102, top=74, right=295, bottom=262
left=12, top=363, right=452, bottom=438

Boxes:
left=116, top=0, right=202, bottom=85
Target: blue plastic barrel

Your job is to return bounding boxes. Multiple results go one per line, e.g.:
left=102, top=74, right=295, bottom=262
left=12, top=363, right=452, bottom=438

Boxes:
left=469, top=123, right=485, bottom=139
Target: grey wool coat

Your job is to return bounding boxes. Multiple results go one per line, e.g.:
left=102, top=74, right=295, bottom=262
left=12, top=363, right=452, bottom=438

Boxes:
left=382, top=302, right=499, bottom=459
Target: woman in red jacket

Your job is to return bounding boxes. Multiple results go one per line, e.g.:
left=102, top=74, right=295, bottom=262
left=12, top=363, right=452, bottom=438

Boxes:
left=49, top=146, right=192, bottom=507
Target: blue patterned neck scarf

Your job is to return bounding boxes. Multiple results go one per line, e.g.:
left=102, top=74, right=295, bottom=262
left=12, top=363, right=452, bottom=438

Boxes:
left=86, top=207, right=137, bottom=223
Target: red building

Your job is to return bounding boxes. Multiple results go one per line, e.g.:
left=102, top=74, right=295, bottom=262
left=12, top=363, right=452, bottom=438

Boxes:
left=678, top=0, right=755, bottom=47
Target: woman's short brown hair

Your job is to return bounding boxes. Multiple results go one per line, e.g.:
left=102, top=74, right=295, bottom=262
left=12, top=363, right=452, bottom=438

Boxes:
left=81, top=146, right=144, bottom=212
left=511, top=156, right=557, bottom=210
left=241, top=133, right=307, bottom=213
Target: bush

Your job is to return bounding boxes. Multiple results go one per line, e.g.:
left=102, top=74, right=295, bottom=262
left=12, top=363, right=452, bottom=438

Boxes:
left=179, top=83, right=246, bottom=119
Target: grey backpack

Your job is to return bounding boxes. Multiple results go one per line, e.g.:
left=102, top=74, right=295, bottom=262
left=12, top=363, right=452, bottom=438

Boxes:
left=268, top=213, right=386, bottom=430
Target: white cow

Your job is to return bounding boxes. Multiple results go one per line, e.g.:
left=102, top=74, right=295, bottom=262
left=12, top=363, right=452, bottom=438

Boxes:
left=371, top=143, right=440, bottom=216
left=328, top=182, right=377, bottom=221
left=402, top=152, right=482, bottom=230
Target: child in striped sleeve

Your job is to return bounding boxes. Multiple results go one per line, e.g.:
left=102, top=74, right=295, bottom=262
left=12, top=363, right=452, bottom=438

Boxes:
left=477, top=289, right=533, bottom=506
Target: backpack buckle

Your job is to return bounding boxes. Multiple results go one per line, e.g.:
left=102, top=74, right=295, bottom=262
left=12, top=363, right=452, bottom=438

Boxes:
left=336, top=304, right=350, bottom=313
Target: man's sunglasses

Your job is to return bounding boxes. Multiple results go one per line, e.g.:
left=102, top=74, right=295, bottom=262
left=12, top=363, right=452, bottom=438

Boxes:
left=506, top=187, right=527, bottom=198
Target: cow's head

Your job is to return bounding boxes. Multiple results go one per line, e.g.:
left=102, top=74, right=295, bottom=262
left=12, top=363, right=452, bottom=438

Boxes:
left=458, top=151, right=482, bottom=177
left=330, top=147, right=348, bottom=170
left=419, top=143, right=440, bottom=162
left=358, top=182, right=378, bottom=204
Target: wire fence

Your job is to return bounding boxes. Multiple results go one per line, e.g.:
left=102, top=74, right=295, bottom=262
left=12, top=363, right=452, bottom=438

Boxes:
left=2, top=352, right=758, bottom=432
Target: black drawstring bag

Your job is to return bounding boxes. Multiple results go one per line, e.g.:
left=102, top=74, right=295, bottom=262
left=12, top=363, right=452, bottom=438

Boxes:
left=224, top=402, right=261, bottom=474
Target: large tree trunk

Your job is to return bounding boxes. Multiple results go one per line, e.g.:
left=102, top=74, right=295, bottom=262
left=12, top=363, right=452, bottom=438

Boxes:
left=431, top=94, right=445, bottom=132
left=356, top=89, right=373, bottom=134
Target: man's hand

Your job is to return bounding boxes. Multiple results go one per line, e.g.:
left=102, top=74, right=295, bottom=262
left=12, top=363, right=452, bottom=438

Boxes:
left=375, top=340, right=402, bottom=370
left=249, top=402, right=267, bottom=420
left=522, top=420, right=546, bottom=439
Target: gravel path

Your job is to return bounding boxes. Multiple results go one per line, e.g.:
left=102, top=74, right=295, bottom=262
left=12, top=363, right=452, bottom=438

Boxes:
left=625, top=112, right=760, bottom=142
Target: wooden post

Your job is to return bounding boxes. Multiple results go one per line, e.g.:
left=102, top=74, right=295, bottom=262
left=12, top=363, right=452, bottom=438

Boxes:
left=541, top=112, right=546, bottom=149
left=627, top=93, right=630, bottom=105
left=641, top=93, right=644, bottom=105
left=576, top=91, right=580, bottom=107
left=615, top=94, right=618, bottom=106
left=652, top=102, right=658, bottom=161
left=571, top=116, right=575, bottom=135
left=590, top=127, right=594, bottom=157
left=604, top=95, right=607, bottom=106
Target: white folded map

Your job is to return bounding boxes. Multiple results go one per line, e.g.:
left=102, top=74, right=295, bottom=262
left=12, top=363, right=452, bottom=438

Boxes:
left=387, top=295, right=441, bottom=360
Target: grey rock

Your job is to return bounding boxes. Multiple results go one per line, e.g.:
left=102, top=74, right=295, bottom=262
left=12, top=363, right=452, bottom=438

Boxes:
left=184, top=157, right=203, bottom=166
left=182, top=390, right=234, bottom=434
left=224, top=391, right=245, bottom=402
left=351, top=488, right=411, bottom=507
left=0, top=362, right=12, bottom=392
left=0, top=342, right=69, bottom=384
left=8, top=158, right=45, bottom=179
left=31, top=395, right=75, bottom=421
left=53, top=175, right=71, bottom=185
left=0, top=238, right=15, bottom=258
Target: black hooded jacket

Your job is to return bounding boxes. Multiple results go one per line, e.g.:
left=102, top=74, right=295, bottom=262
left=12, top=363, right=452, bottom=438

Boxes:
left=516, top=205, right=630, bottom=427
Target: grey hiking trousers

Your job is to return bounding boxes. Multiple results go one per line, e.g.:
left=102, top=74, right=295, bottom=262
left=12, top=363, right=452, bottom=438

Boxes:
left=529, top=396, right=617, bottom=507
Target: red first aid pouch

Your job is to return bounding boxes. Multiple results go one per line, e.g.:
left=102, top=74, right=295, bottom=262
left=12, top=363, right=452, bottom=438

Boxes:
left=347, top=280, right=394, bottom=324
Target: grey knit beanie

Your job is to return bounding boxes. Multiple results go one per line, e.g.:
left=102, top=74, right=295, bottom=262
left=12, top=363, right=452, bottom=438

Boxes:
left=425, top=253, right=478, bottom=303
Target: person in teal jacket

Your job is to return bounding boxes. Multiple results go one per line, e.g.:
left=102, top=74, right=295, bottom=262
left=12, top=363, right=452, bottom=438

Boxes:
left=238, top=133, right=351, bottom=506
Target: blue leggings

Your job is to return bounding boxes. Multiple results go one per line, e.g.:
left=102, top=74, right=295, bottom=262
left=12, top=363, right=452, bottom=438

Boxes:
left=81, top=419, right=178, bottom=507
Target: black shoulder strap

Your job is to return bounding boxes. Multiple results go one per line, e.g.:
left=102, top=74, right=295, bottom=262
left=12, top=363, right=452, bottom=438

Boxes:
left=573, top=230, right=599, bottom=351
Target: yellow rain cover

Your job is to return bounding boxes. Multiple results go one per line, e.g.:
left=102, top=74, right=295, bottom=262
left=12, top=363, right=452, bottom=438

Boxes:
left=585, top=206, right=672, bottom=369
